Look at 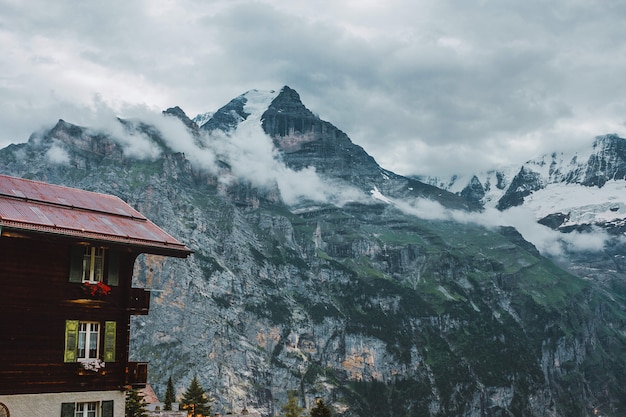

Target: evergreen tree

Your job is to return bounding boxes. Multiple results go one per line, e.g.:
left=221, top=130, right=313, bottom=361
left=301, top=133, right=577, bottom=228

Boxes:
left=125, top=388, right=149, bottom=417
left=309, top=398, right=332, bottom=417
left=281, top=391, right=304, bottom=417
left=180, top=376, right=211, bottom=416
left=164, top=376, right=176, bottom=411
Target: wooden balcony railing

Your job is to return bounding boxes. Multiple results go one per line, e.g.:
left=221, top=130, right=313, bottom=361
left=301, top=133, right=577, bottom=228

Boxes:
left=126, top=362, right=148, bottom=387
left=128, top=288, right=150, bottom=315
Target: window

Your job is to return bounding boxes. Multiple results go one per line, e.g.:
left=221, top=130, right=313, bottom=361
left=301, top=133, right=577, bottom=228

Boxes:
left=61, top=401, right=113, bottom=417
left=69, top=246, right=119, bottom=286
left=82, top=247, right=104, bottom=282
left=64, top=320, right=116, bottom=363
left=76, top=402, right=97, bottom=417
left=78, top=322, right=99, bottom=360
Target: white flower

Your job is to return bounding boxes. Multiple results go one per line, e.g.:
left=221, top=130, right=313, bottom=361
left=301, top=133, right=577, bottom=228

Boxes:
left=80, top=358, right=106, bottom=372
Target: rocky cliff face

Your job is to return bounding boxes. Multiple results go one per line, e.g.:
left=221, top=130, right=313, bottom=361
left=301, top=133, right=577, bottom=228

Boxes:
left=2, top=87, right=626, bottom=417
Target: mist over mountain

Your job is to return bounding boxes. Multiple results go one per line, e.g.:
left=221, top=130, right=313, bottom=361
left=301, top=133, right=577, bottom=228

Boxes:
left=1, top=86, right=625, bottom=417
left=420, top=134, right=626, bottom=281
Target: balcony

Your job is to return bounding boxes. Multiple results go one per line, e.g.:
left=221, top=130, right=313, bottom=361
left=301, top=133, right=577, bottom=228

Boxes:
left=126, top=362, right=148, bottom=387
left=128, top=288, right=150, bottom=315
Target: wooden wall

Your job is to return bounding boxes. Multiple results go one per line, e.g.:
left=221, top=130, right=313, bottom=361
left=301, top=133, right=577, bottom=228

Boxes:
left=0, top=231, right=145, bottom=395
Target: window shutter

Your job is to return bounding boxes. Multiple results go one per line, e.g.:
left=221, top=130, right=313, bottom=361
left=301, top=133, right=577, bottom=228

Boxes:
left=108, top=250, right=120, bottom=286
left=64, top=320, right=79, bottom=363
left=61, top=402, right=75, bottom=417
left=101, top=400, right=114, bottom=417
left=103, top=321, right=116, bottom=362
left=69, top=246, right=84, bottom=282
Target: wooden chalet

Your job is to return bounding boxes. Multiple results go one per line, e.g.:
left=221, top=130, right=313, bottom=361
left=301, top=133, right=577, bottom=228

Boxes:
left=0, top=174, right=191, bottom=417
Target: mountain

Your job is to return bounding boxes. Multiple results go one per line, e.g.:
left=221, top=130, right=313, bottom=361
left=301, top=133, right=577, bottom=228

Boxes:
left=2, top=86, right=626, bottom=417
left=419, top=134, right=626, bottom=288
left=420, top=134, right=626, bottom=232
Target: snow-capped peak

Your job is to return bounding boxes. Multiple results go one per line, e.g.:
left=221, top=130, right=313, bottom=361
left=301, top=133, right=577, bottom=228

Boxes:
left=192, top=111, right=213, bottom=127
left=421, top=134, right=626, bottom=234
left=240, top=89, right=279, bottom=119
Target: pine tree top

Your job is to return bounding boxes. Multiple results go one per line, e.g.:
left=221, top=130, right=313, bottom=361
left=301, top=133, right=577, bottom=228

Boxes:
left=164, top=376, right=176, bottom=411
left=310, top=399, right=332, bottom=417
left=125, top=389, right=149, bottom=417
left=180, top=376, right=212, bottom=417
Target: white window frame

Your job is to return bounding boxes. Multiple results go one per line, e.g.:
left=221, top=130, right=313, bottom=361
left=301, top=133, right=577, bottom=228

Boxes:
left=82, top=246, right=105, bottom=283
left=77, top=322, right=100, bottom=360
left=62, top=399, right=112, bottom=417
left=75, top=401, right=98, bottom=417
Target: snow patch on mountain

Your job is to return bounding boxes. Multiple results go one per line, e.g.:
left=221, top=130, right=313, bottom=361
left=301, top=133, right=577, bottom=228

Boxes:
left=241, top=89, right=279, bottom=119
left=192, top=111, right=213, bottom=127
left=420, top=166, right=518, bottom=211
left=524, top=181, right=626, bottom=225
left=371, top=187, right=392, bottom=204
left=422, top=134, right=626, bottom=231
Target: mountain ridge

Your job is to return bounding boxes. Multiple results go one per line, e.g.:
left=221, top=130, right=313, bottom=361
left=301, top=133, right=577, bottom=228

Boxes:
left=1, top=87, right=625, bottom=417
left=419, top=133, right=626, bottom=238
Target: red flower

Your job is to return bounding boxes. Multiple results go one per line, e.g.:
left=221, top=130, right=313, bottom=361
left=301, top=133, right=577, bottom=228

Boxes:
left=82, top=281, right=111, bottom=298
left=96, top=281, right=111, bottom=295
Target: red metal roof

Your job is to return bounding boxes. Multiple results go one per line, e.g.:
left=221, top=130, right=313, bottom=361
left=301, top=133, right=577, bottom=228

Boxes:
left=0, top=174, right=191, bottom=257
left=140, top=383, right=160, bottom=404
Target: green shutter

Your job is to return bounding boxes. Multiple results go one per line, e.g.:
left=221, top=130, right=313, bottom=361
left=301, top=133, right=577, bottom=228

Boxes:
left=107, top=250, right=119, bottom=286
left=69, top=246, right=84, bottom=282
left=103, top=321, right=116, bottom=362
left=101, top=400, right=114, bottom=417
left=61, top=402, right=75, bottom=417
left=64, top=320, right=79, bottom=363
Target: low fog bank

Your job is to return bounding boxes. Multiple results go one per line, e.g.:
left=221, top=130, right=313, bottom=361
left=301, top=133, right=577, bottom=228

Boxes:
left=37, top=105, right=368, bottom=208
left=28, top=104, right=621, bottom=261
left=372, top=189, right=621, bottom=259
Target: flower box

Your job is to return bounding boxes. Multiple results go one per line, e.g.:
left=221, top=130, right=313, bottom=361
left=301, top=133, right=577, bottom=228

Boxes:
left=81, top=281, right=111, bottom=299
left=78, top=358, right=106, bottom=374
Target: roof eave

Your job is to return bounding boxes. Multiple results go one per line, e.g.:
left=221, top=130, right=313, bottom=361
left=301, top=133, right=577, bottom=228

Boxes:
left=0, top=222, right=193, bottom=258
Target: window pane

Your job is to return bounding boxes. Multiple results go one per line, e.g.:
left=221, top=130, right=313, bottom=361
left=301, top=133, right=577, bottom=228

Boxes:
left=78, top=324, right=86, bottom=358
left=94, top=248, right=104, bottom=282
left=82, top=253, right=91, bottom=282
left=88, top=341, right=97, bottom=357
left=88, top=323, right=99, bottom=358
left=87, top=402, right=97, bottom=417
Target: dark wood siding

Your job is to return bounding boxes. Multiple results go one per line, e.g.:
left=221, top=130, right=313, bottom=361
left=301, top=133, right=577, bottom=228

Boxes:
left=0, top=232, right=143, bottom=395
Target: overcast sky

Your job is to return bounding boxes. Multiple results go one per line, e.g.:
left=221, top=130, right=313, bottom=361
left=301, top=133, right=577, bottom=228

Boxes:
left=1, top=0, right=626, bottom=177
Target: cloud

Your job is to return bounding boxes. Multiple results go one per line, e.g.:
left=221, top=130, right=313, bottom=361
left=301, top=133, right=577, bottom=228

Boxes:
left=275, top=166, right=368, bottom=207
left=70, top=97, right=620, bottom=259
left=198, top=105, right=368, bottom=206
left=196, top=0, right=626, bottom=176
left=77, top=101, right=367, bottom=207
left=373, top=189, right=613, bottom=257
left=559, top=227, right=614, bottom=253
left=45, top=142, right=70, bottom=165
left=134, top=110, right=220, bottom=172
left=2, top=0, right=626, bottom=179
left=66, top=100, right=164, bottom=160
